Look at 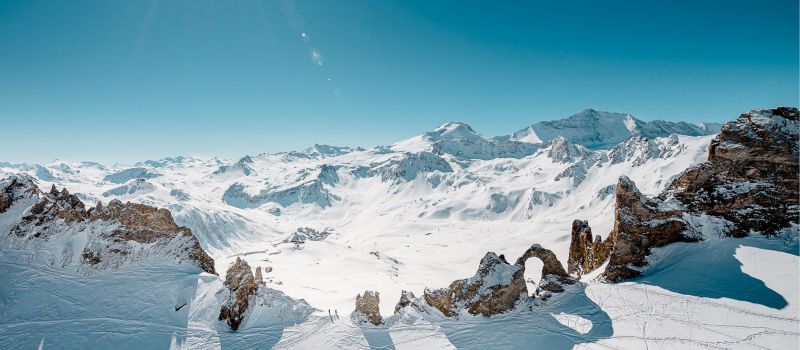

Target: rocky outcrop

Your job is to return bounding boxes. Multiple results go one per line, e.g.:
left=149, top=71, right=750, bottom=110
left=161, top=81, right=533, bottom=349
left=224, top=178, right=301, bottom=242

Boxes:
left=369, top=152, right=454, bottom=182
left=219, top=257, right=258, bottom=331
left=669, top=107, right=799, bottom=237
left=567, top=220, right=613, bottom=278
left=603, top=176, right=697, bottom=281
left=87, top=200, right=216, bottom=274
left=568, top=107, right=799, bottom=281
left=254, top=266, right=264, bottom=284
left=1, top=176, right=216, bottom=274
left=516, top=244, right=577, bottom=293
left=352, top=290, right=383, bottom=325
left=222, top=179, right=339, bottom=209
left=424, top=253, right=526, bottom=317
left=286, top=227, right=333, bottom=243
left=545, top=136, right=592, bottom=163
left=394, top=290, right=416, bottom=314
left=424, top=246, right=574, bottom=317
left=0, top=175, right=40, bottom=214
left=17, top=184, right=87, bottom=230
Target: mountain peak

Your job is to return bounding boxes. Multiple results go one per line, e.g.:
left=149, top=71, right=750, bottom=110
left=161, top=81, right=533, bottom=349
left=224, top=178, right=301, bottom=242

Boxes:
left=510, top=109, right=719, bottom=149
left=428, top=121, right=482, bottom=141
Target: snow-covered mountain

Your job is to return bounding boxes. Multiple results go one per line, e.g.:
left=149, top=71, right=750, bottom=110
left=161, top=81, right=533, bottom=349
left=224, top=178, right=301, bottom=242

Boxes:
left=0, top=108, right=797, bottom=349
left=507, top=108, right=721, bottom=149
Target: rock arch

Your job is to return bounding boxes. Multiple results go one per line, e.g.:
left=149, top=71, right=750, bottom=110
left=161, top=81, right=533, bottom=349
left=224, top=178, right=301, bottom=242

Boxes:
left=515, top=244, right=576, bottom=293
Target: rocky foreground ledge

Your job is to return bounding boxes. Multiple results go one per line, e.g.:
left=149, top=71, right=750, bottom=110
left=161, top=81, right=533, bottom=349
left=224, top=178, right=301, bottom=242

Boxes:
left=0, top=174, right=216, bottom=274
left=569, top=107, right=799, bottom=281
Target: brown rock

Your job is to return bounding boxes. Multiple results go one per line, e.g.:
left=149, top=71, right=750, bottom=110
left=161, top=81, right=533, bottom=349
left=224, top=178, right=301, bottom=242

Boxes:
left=18, top=183, right=87, bottom=228
left=567, top=220, right=612, bottom=278
left=516, top=244, right=577, bottom=293
left=669, top=107, right=799, bottom=237
left=422, top=287, right=456, bottom=317
left=353, top=290, right=383, bottom=325
left=0, top=176, right=40, bottom=214
left=254, top=266, right=264, bottom=284
left=603, top=176, right=696, bottom=281
left=424, top=252, right=527, bottom=317
left=82, top=248, right=102, bottom=265
left=88, top=200, right=216, bottom=274
left=0, top=192, right=10, bottom=214
left=424, top=246, right=575, bottom=317
left=218, top=257, right=258, bottom=331
left=3, top=177, right=216, bottom=274
left=564, top=108, right=799, bottom=282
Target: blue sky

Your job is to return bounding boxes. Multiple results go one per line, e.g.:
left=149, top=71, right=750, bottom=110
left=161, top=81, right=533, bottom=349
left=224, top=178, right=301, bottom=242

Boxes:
left=0, top=0, right=797, bottom=163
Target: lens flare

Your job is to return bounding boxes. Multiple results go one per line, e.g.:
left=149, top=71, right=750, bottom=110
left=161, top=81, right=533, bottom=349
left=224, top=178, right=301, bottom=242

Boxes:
left=310, top=49, right=324, bottom=66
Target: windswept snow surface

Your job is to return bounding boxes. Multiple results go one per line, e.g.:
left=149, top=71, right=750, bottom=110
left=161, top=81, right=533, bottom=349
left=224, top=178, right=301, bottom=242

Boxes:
left=1, top=118, right=797, bottom=349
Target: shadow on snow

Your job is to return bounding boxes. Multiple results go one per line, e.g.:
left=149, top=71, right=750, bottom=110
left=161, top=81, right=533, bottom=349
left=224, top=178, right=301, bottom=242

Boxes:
left=636, top=236, right=798, bottom=310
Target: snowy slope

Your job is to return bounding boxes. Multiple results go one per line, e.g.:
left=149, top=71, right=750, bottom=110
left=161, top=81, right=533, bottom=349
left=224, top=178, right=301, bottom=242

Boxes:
left=1, top=110, right=797, bottom=349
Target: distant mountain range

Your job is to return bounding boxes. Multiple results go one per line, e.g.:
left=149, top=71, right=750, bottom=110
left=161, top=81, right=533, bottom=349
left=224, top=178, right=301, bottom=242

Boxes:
left=502, top=108, right=722, bottom=149
left=1, top=107, right=795, bottom=350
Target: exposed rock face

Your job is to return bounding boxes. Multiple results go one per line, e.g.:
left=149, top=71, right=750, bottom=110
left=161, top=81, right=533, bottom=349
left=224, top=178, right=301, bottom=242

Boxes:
left=545, top=136, right=592, bottom=163
left=286, top=227, right=333, bottom=243
left=394, top=290, right=416, bottom=314
left=424, top=253, right=526, bottom=317
left=568, top=107, right=799, bottom=282
left=1, top=176, right=216, bottom=274
left=669, top=107, right=799, bottom=237
left=603, top=176, right=697, bottom=281
left=352, top=290, right=383, bottom=325
left=254, top=266, right=264, bottom=284
left=219, top=257, right=258, bottom=331
left=516, top=244, right=577, bottom=293
left=423, top=246, right=574, bottom=317
left=16, top=184, right=87, bottom=230
left=87, top=200, right=216, bottom=274
left=0, top=175, right=40, bottom=214
left=567, top=220, right=612, bottom=277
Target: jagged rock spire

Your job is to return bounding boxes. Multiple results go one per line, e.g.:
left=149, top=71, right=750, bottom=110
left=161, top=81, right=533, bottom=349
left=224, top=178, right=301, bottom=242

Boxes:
left=352, top=290, right=383, bottom=325
left=219, top=257, right=258, bottom=331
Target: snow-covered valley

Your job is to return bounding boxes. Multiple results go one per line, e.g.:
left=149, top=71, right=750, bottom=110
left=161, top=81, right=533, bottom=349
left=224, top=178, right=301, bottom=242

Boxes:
left=1, top=108, right=797, bottom=349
